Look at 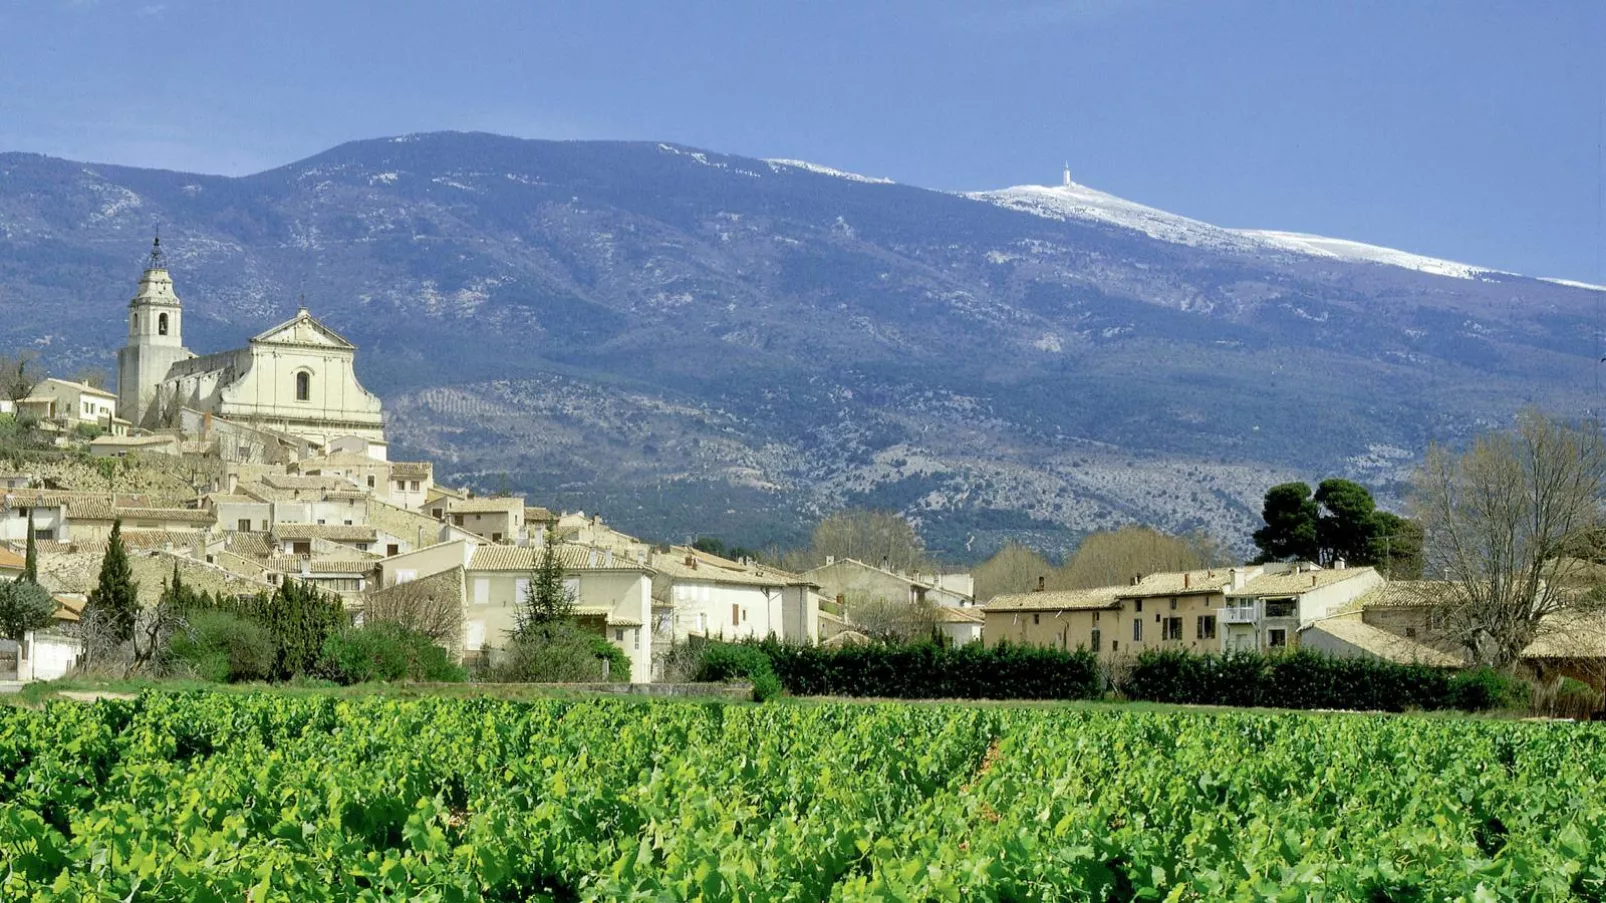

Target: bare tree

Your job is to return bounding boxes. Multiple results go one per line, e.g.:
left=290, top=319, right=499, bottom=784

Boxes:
left=1411, top=409, right=1606, bottom=667
left=1058, top=525, right=1225, bottom=590
left=362, top=572, right=463, bottom=649
left=844, top=591, right=938, bottom=644
left=0, top=351, right=42, bottom=408
left=799, top=509, right=928, bottom=573
left=73, top=368, right=109, bottom=390
left=973, top=541, right=1054, bottom=602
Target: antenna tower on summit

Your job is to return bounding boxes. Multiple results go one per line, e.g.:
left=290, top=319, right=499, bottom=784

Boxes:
left=1062, top=162, right=1072, bottom=188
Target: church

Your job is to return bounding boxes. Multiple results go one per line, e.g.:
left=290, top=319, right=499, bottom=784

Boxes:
left=116, top=238, right=386, bottom=448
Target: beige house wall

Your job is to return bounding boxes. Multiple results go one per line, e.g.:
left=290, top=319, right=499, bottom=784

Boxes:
left=377, top=540, right=475, bottom=587
left=985, top=590, right=1229, bottom=657
left=462, top=568, right=653, bottom=683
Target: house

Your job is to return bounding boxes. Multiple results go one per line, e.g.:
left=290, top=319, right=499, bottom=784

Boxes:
left=651, top=546, right=818, bottom=647
left=263, top=556, right=372, bottom=602
left=983, top=585, right=1124, bottom=652
left=0, top=475, right=32, bottom=491
left=270, top=522, right=388, bottom=556
left=1221, top=565, right=1385, bottom=652
left=369, top=538, right=655, bottom=682
left=387, top=462, right=433, bottom=510
left=66, top=505, right=216, bottom=541
left=18, top=378, right=126, bottom=434
left=984, top=567, right=1266, bottom=656
left=327, top=433, right=389, bottom=462
left=292, top=451, right=393, bottom=495
left=443, top=497, right=524, bottom=543
left=805, top=557, right=975, bottom=609
left=1300, top=614, right=1463, bottom=667
left=935, top=606, right=984, bottom=646
left=0, top=595, right=84, bottom=682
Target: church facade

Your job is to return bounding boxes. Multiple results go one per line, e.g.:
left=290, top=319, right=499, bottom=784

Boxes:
left=116, top=239, right=386, bottom=448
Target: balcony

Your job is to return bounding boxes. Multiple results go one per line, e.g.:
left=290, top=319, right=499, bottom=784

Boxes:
left=1220, top=605, right=1257, bottom=624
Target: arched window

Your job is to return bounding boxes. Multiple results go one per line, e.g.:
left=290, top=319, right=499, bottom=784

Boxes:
left=132, top=314, right=138, bottom=331
left=295, top=371, right=311, bottom=402
left=158, top=313, right=169, bottom=336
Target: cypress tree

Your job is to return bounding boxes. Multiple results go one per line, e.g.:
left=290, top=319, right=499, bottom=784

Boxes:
left=516, top=520, right=574, bottom=639
left=22, top=510, right=36, bottom=584
left=86, top=519, right=139, bottom=645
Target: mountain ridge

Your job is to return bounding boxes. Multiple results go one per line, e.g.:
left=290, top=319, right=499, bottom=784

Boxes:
left=0, top=131, right=1598, bottom=559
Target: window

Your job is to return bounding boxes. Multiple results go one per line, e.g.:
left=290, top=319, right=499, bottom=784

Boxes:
left=452, top=515, right=464, bottom=527
left=367, top=476, right=375, bottom=488
left=158, top=312, right=168, bottom=335
left=492, top=532, right=503, bottom=542
left=1132, top=618, right=1143, bottom=642
left=237, top=518, right=252, bottom=532
left=1093, top=611, right=1100, bottom=623
left=1197, top=615, right=1217, bottom=640
left=132, top=313, right=138, bottom=330
left=1170, top=597, right=1178, bottom=610
left=1163, top=617, right=1183, bottom=641
left=343, top=519, right=352, bottom=526
left=1405, top=627, right=1418, bottom=638
left=386, top=544, right=399, bottom=556
left=1112, top=640, right=1119, bottom=652
left=36, top=529, right=54, bottom=541
left=1267, top=628, right=1288, bottom=648
left=317, top=519, right=326, bottom=525
left=295, top=371, right=311, bottom=402
left=473, top=579, right=489, bottom=605
left=1090, top=628, right=1102, bottom=652
left=732, top=604, right=740, bottom=627
left=356, top=543, right=369, bottom=552
left=1033, top=613, right=1040, bottom=625
left=410, top=480, right=420, bottom=491
left=1135, top=600, right=1143, bottom=613
left=1265, top=599, right=1297, bottom=618
left=432, top=508, right=444, bottom=519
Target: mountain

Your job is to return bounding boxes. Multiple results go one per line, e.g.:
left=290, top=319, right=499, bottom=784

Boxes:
left=0, top=132, right=1599, bottom=559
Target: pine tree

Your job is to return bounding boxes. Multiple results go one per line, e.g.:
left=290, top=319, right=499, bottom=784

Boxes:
left=86, top=519, right=139, bottom=646
left=22, top=510, right=37, bottom=584
left=516, top=520, right=574, bottom=639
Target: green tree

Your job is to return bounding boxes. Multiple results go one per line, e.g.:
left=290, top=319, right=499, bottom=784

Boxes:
left=231, top=578, right=347, bottom=680
left=1252, top=482, right=1320, bottom=563
left=1314, top=478, right=1379, bottom=566
left=22, top=510, right=37, bottom=584
left=1368, top=511, right=1424, bottom=579
left=516, top=521, right=574, bottom=639
left=0, top=578, right=55, bottom=643
left=85, top=519, right=139, bottom=648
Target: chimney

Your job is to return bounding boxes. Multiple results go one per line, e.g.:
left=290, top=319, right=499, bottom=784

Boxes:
left=685, top=554, right=696, bottom=569
left=604, top=549, right=613, bottom=568
left=1229, top=567, right=1246, bottom=591
left=836, top=593, right=844, bottom=605
left=1036, top=575, right=1045, bottom=593
left=1311, top=574, right=1318, bottom=587
left=1183, top=573, right=1191, bottom=589
left=825, top=555, right=835, bottom=565
left=1334, top=557, right=1346, bottom=570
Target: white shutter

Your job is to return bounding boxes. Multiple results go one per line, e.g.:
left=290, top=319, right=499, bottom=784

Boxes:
left=515, top=578, right=529, bottom=602
left=473, top=579, right=490, bottom=605
left=465, top=620, right=485, bottom=650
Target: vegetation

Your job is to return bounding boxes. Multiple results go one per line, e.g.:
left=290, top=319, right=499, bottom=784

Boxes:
left=782, top=508, right=929, bottom=573
left=514, top=521, right=574, bottom=637
left=2, top=692, right=1603, bottom=899
left=317, top=622, right=465, bottom=684
left=1252, top=478, right=1424, bottom=576
left=82, top=520, right=140, bottom=659
left=0, top=350, right=41, bottom=408
left=840, top=590, right=938, bottom=644
left=973, top=525, right=1227, bottom=601
left=0, top=578, right=55, bottom=644
left=691, top=535, right=761, bottom=562
left=1120, top=648, right=1524, bottom=713
left=1412, top=409, right=1606, bottom=666
left=167, top=610, right=275, bottom=682
left=487, top=622, right=629, bottom=683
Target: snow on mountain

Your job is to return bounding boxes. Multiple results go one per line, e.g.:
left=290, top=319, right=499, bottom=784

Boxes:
left=968, top=178, right=1587, bottom=285
left=764, top=158, right=895, bottom=184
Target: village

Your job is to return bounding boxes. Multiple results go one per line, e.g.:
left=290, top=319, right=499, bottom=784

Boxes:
left=0, top=239, right=1600, bottom=694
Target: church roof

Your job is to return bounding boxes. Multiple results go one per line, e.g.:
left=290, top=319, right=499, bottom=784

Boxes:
left=251, top=308, right=356, bottom=351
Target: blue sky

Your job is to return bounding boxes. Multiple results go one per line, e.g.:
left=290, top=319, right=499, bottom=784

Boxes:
left=2, top=0, right=1602, bottom=282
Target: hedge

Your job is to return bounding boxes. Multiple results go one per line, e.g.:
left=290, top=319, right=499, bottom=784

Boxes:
left=1120, top=649, right=1521, bottom=713
left=733, top=639, right=1103, bottom=700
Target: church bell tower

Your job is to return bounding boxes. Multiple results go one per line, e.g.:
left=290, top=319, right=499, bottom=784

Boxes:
left=116, top=236, right=193, bottom=427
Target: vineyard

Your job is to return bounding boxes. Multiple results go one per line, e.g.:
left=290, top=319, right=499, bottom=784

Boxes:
left=1, top=693, right=1604, bottom=900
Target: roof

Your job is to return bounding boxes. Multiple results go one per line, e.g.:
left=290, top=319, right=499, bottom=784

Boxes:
left=525, top=506, right=556, bottom=523
left=41, top=377, right=117, bottom=399
left=117, top=531, right=210, bottom=550
left=0, top=547, right=24, bottom=569
left=88, top=435, right=177, bottom=447
left=225, top=532, right=276, bottom=558
left=935, top=606, right=984, bottom=624
left=804, top=557, right=934, bottom=590
left=52, top=595, right=85, bottom=622
left=391, top=462, right=433, bottom=479
left=1228, top=567, right=1379, bottom=598
left=265, top=556, right=375, bottom=575
left=1119, top=569, right=1241, bottom=598
left=1522, top=611, right=1606, bottom=659
left=109, top=507, right=215, bottom=524
left=295, top=451, right=390, bottom=469
left=1356, top=580, right=1457, bottom=611
left=449, top=496, right=525, bottom=514
left=272, top=523, right=378, bottom=542
left=250, top=308, right=357, bottom=350
left=985, top=585, right=1124, bottom=612
left=1304, top=616, right=1463, bottom=667
left=260, top=474, right=357, bottom=492
left=654, top=547, right=791, bottom=587
left=468, top=544, right=649, bottom=572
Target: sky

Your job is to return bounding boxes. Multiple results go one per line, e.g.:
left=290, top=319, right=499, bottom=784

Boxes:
left=1, top=0, right=1603, bottom=282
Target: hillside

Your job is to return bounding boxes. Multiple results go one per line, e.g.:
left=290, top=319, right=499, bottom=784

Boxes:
left=1, top=132, right=1598, bottom=558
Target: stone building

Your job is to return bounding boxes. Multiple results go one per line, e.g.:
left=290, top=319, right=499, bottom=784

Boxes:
left=116, top=237, right=386, bottom=448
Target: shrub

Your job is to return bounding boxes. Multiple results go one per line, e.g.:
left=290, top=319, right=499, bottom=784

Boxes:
left=692, top=642, right=781, bottom=702
left=489, top=622, right=629, bottom=683
left=1534, top=677, right=1604, bottom=720
left=169, top=611, right=275, bottom=683
left=724, top=639, right=1101, bottom=701
left=317, top=623, right=464, bottom=685
left=1121, top=649, right=1505, bottom=713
